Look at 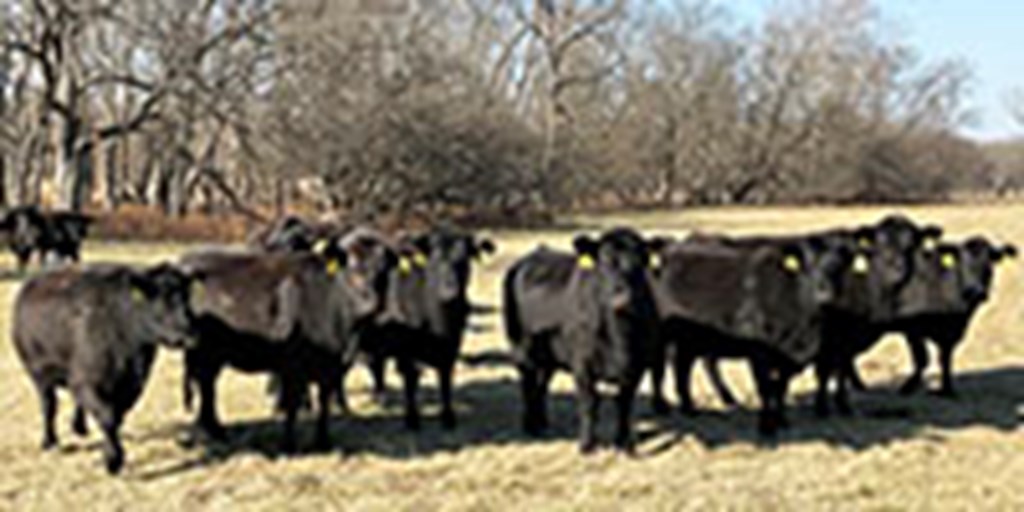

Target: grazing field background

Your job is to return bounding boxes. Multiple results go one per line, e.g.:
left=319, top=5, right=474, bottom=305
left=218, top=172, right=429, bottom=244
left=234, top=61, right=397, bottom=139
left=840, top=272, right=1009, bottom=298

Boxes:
left=0, top=204, right=1021, bottom=511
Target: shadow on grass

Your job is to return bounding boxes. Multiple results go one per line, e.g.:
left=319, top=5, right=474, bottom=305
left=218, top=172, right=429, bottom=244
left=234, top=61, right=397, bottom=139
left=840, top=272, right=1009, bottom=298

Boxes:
left=132, top=365, right=1023, bottom=481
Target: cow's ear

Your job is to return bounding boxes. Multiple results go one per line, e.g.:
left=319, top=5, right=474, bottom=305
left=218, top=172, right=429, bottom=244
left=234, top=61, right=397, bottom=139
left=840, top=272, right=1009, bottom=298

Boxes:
left=573, top=235, right=599, bottom=256
left=854, top=227, right=876, bottom=249
left=921, top=224, right=943, bottom=241
left=647, top=236, right=673, bottom=253
left=128, top=273, right=158, bottom=302
left=780, top=244, right=805, bottom=274
left=995, top=244, right=1017, bottom=263
left=476, top=238, right=497, bottom=257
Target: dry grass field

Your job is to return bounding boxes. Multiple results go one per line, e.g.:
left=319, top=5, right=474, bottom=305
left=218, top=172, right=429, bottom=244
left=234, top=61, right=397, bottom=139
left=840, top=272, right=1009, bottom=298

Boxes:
left=0, top=204, right=1021, bottom=511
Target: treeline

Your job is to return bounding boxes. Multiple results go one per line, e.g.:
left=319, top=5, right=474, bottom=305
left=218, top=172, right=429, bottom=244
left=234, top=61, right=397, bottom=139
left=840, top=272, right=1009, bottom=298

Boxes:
left=0, top=0, right=1012, bottom=225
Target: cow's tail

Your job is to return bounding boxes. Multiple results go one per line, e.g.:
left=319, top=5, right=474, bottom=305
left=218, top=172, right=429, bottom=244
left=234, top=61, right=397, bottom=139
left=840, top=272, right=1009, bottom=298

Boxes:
left=502, top=263, right=524, bottom=346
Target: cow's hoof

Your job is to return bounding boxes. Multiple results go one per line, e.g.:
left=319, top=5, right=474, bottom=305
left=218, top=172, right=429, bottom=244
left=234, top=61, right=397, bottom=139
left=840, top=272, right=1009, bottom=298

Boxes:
left=899, top=378, right=923, bottom=395
left=404, top=416, right=421, bottom=432
left=678, top=405, right=698, bottom=417
left=314, top=435, right=332, bottom=452
left=814, top=398, right=830, bottom=418
left=41, top=438, right=57, bottom=451
left=652, top=398, right=670, bottom=416
left=105, top=453, right=124, bottom=475
left=198, top=424, right=229, bottom=443
left=578, top=440, right=599, bottom=455
left=614, top=439, right=636, bottom=456
left=440, top=411, right=457, bottom=431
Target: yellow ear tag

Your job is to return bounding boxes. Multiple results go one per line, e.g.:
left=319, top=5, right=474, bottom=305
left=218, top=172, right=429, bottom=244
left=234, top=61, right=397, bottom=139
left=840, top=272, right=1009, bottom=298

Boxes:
left=413, top=252, right=428, bottom=267
left=858, top=238, right=873, bottom=249
left=852, top=254, right=870, bottom=274
left=941, top=253, right=957, bottom=269
left=191, top=281, right=206, bottom=300
left=131, top=287, right=146, bottom=304
left=312, top=239, right=330, bottom=255
left=783, top=255, right=802, bottom=273
left=649, top=253, right=662, bottom=270
left=399, top=257, right=413, bottom=275
left=577, top=254, right=596, bottom=270
left=325, top=258, right=341, bottom=276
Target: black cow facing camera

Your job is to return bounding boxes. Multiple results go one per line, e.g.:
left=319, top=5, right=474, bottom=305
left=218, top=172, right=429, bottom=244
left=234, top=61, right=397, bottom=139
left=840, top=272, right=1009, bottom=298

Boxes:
left=504, top=228, right=660, bottom=453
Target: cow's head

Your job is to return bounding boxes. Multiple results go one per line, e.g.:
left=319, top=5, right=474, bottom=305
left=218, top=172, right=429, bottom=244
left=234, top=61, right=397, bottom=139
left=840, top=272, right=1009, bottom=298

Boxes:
left=1, top=206, right=45, bottom=253
left=404, top=229, right=496, bottom=302
left=855, top=215, right=943, bottom=293
left=956, top=237, right=1016, bottom=305
left=263, top=216, right=316, bottom=253
left=128, top=263, right=200, bottom=349
left=56, top=212, right=93, bottom=241
left=574, top=227, right=659, bottom=315
left=336, top=230, right=400, bottom=320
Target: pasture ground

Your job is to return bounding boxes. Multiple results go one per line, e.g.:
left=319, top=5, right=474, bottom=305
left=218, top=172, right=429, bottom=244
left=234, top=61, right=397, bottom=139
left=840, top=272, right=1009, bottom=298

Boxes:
left=0, top=204, right=1021, bottom=511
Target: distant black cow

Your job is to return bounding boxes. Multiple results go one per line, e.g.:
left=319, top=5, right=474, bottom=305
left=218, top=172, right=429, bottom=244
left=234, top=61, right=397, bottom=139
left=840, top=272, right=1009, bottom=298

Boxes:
left=12, top=263, right=196, bottom=474
left=352, top=228, right=495, bottom=430
left=0, top=205, right=93, bottom=271
left=247, top=215, right=350, bottom=254
left=179, top=233, right=396, bottom=451
left=504, top=228, right=661, bottom=453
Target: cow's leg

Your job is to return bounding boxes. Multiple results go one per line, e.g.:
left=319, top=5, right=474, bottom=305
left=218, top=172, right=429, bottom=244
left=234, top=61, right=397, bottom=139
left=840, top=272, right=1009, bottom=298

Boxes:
left=813, top=359, right=832, bottom=418
left=536, top=367, right=553, bottom=431
left=335, top=360, right=352, bottom=415
left=900, top=334, right=929, bottom=395
left=614, top=376, right=639, bottom=454
left=834, top=362, right=853, bottom=416
left=72, top=405, right=89, bottom=436
left=704, top=356, right=738, bottom=407
left=15, top=250, right=30, bottom=274
left=398, top=358, right=421, bottom=431
left=368, top=354, right=388, bottom=405
left=775, top=371, right=792, bottom=428
left=936, top=340, right=958, bottom=398
left=518, top=364, right=542, bottom=436
left=750, top=362, right=779, bottom=437
left=76, top=388, right=124, bottom=474
left=314, top=377, right=334, bottom=451
left=844, top=361, right=868, bottom=392
left=438, top=364, right=457, bottom=430
left=572, top=372, right=600, bottom=454
left=278, top=373, right=303, bottom=453
left=648, top=341, right=669, bottom=416
left=195, top=364, right=227, bottom=441
left=672, top=349, right=699, bottom=415
left=36, top=383, right=58, bottom=450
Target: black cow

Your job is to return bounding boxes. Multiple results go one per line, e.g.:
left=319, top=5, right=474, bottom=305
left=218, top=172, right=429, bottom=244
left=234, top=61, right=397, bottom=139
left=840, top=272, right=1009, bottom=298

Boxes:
left=504, top=228, right=661, bottom=453
left=12, top=263, right=197, bottom=474
left=892, top=237, right=1015, bottom=396
left=0, top=206, right=93, bottom=271
left=667, top=215, right=944, bottom=417
left=351, top=228, right=495, bottom=430
left=179, top=235, right=396, bottom=451
left=651, top=237, right=853, bottom=435
left=832, top=237, right=1016, bottom=405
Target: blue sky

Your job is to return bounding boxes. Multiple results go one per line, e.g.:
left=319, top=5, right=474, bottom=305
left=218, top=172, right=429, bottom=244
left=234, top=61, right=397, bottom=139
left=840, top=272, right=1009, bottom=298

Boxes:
left=719, top=0, right=1024, bottom=141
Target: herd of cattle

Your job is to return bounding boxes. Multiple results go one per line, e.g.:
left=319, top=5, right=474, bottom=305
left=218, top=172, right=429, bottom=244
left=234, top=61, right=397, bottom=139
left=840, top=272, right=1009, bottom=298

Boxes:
left=2, top=210, right=1015, bottom=475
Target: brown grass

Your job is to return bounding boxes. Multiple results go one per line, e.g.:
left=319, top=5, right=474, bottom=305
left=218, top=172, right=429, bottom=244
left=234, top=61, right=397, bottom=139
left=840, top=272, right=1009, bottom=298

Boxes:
left=0, top=203, right=1021, bottom=511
